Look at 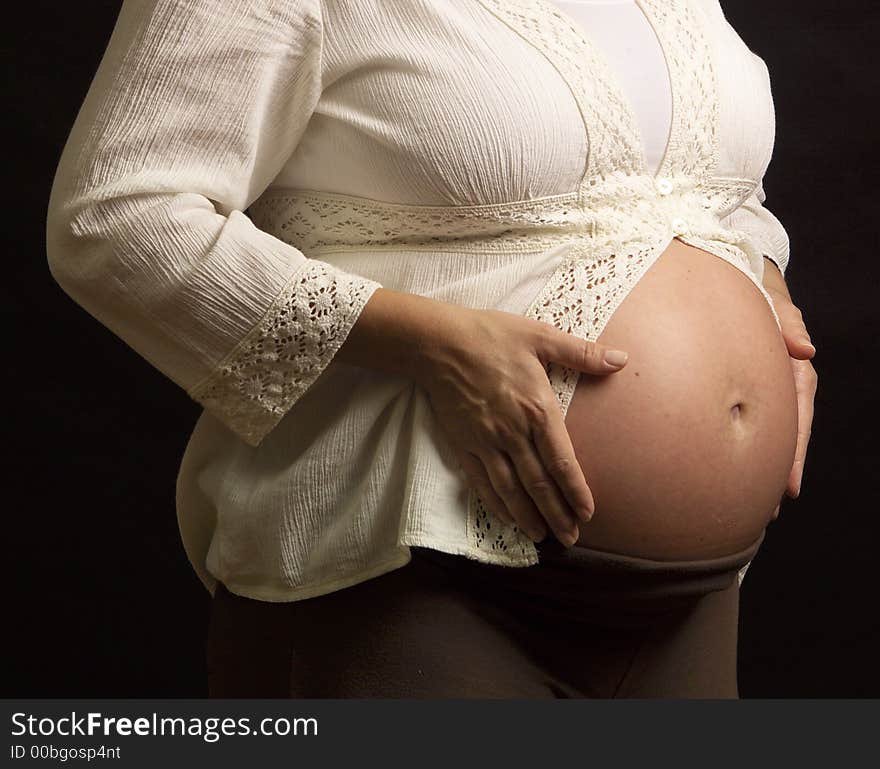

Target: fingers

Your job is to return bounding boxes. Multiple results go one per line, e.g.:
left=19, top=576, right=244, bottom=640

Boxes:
left=776, top=299, right=816, bottom=360
left=458, top=443, right=581, bottom=547
left=537, top=325, right=629, bottom=376
left=480, top=452, right=549, bottom=543
left=786, top=359, right=817, bottom=498
left=527, top=394, right=595, bottom=524
left=456, top=451, right=517, bottom=528
left=505, top=436, right=582, bottom=547
left=769, top=292, right=817, bottom=498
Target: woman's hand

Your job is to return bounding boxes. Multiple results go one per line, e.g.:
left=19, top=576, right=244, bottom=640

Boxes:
left=762, top=257, right=818, bottom=519
left=413, top=306, right=630, bottom=547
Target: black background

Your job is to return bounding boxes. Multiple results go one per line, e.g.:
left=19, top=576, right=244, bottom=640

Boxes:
left=6, top=1, right=878, bottom=697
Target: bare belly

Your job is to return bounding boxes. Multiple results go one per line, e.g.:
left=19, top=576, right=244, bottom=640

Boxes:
left=565, top=237, right=798, bottom=560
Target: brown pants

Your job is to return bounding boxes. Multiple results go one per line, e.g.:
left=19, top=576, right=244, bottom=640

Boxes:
left=206, top=530, right=764, bottom=699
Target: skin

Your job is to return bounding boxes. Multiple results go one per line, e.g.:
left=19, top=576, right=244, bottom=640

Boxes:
left=336, top=247, right=817, bottom=551
left=558, top=238, right=803, bottom=558
left=760, top=255, right=818, bottom=514
left=337, top=285, right=630, bottom=546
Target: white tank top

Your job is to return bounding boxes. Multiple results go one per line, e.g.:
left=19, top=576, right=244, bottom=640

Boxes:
left=546, top=0, right=673, bottom=175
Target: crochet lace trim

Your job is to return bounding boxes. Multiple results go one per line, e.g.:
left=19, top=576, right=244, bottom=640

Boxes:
left=249, top=174, right=757, bottom=253
left=188, top=260, right=381, bottom=447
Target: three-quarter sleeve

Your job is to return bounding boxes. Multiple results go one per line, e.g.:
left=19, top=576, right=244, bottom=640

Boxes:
left=724, top=180, right=791, bottom=278
left=46, top=0, right=383, bottom=447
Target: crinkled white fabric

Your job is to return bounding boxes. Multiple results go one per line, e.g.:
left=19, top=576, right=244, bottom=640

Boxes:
left=47, top=0, right=789, bottom=600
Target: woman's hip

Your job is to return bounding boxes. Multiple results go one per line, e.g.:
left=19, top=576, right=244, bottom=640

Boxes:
left=206, top=529, right=763, bottom=697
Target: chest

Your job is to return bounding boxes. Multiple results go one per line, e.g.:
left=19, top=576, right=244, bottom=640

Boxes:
left=281, top=0, right=775, bottom=206
left=545, top=0, right=672, bottom=176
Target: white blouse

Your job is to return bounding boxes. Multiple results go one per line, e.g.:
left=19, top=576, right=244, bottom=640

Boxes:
left=47, top=0, right=790, bottom=602
left=546, top=0, right=672, bottom=176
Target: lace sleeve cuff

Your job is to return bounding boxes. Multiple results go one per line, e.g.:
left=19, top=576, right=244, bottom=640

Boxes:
left=187, top=260, right=382, bottom=447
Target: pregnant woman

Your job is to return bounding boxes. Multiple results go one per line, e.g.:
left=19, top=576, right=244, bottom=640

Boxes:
left=46, top=0, right=817, bottom=698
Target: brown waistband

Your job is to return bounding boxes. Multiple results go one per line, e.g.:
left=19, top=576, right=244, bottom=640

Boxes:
left=535, top=527, right=766, bottom=576
left=411, top=528, right=766, bottom=624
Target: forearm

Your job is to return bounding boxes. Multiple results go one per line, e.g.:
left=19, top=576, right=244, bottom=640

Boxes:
left=335, top=287, right=467, bottom=384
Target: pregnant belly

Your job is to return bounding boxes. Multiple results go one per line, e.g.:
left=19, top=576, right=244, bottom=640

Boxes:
left=565, top=237, right=798, bottom=560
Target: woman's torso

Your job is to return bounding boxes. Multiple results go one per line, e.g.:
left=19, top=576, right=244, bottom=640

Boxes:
left=178, top=0, right=793, bottom=599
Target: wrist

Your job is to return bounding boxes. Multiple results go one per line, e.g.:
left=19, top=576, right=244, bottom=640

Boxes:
left=335, top=287, right=469, bottom=383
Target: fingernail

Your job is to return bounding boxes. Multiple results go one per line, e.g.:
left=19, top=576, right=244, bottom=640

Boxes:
left=604, top=350, right=628, bottom=368
left=800, top=337, right=816, bottom=353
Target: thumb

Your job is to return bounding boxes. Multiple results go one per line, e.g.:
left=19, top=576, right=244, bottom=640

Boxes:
left=784, top=331, right=817, bottom=361
left=539, top=327, right=629, bottom=376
